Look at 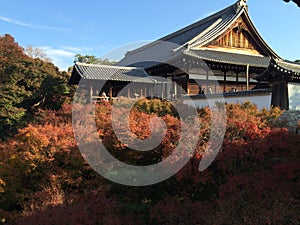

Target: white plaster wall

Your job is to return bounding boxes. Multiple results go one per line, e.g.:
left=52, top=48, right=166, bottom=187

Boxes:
left=184, top=93, right=272, bottom=110
left=288, top=82, right=300, bottom=110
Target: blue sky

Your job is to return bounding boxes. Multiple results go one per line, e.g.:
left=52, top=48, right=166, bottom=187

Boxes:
left=0, top=0, right=299, bottom=71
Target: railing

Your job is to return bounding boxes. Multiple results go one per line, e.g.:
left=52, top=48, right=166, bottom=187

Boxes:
left=92, top=96, right=109, bottom=101
left=185, top=89, right=272, bottom=100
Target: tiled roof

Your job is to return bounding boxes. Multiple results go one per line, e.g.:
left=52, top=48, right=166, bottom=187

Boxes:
left=184, top=49, right=270, bottom=68
left=274, top=60, right=300, bottom=75
left=256, top=59, right=300, bottom=81
left=70, top=63, right=161, bottom=84
left=162, top=4, right=238, bottom=47
left=118, top=0, right=279, bottom=69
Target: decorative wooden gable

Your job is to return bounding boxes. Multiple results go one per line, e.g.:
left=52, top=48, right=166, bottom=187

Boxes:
left=196, top=18, right=265, bottom=56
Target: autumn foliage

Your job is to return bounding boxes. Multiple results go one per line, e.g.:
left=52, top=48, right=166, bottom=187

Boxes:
left=0, top=100, right=299, bottom=224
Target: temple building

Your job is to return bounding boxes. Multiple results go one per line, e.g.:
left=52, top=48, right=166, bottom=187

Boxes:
left=256, top=59, right=300, bottom=110
left=69, top=63, right=168, bottom=102
left=70, top=0, right=300, bottom=110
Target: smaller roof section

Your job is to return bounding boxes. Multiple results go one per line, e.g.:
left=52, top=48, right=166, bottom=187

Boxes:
left=275, top=60, right=300, bottom=75
left=256, top=59, right=300, bottom=82
left=69, top=63, right=163, bottom=85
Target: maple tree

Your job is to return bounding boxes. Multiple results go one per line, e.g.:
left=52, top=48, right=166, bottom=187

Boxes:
left=0, top=100, right=299, bottom=224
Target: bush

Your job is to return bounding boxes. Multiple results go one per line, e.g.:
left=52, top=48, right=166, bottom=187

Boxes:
left=1, top=101, right=299, bottom=224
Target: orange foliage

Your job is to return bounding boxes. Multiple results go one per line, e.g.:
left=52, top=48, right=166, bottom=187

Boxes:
left=1, top=101, right=299, bottom=224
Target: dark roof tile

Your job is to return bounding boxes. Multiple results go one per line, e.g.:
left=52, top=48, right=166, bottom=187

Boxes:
left=70, top=63, right=162, bottom=84
left=118, top=0, right=279, bottom=69
left=184, top=49, right=270, bottom=67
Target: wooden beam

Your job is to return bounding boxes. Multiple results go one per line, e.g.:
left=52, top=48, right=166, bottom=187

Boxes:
left=246, top=64, right=250, bottom=90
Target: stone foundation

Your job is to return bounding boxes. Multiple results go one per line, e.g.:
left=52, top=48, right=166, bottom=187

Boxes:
left=278, top=110, right=300, bottom=133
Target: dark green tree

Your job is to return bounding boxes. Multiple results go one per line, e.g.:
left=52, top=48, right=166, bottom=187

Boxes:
left=73, top=54, right=116, bottom=65
left=0, top=34, right=71, bottom=139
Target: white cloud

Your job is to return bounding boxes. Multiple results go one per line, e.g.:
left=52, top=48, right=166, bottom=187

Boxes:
left=39, top=45, right=109, bottom=71
left=41, top=46, right=75, bottom=57
left=0, top=15, right=68, bottom=31
left=53, top=14, right=72, bottom=23
left=101, top=40, right=151, bottom=61
left=62, top=45, right=93, bottom=53
left=40, top=46, right=76, bottom=71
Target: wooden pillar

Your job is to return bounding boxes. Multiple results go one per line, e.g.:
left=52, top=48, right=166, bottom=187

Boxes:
left=286, top=82, right=289, bottom=110
left=235, top=71, right=239, bottom=91
left=236, top=72, right=239, bottom=83
left=281, top=82, right=289, bottom=110
left=109, top=84, right=113, bottom=99
left=89, top=83, right=93, bottom=104
left=224, top=70, right=226, bottom=92
left=271, top=83, right=281, bottom=108
left=187, top=74, right=190, bottom=95
left=165, top=73, right=169, bottom=98
left=246, top=64, right=250, bottom=91
left=206, top=70, right=209, bottom=92
left=127, top=88, right=130, bottom=98
left=174, top=81, right=177, bottom=98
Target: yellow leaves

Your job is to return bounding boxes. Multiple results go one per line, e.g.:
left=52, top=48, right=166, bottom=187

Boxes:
left=0, top=178, right=6, bottom=193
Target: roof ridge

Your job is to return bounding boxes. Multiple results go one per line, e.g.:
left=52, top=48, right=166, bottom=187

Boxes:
left=75, top=62, right=144, bottom=70
left=160, top=2, right=238, bottom=42
left=124, top=2, right=239, bottom=57
left=276, top=59, right=300, bottom=67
